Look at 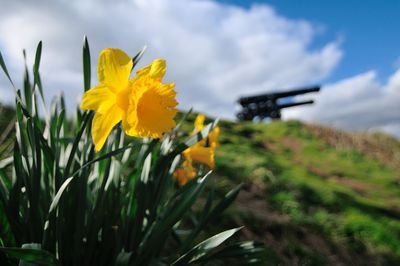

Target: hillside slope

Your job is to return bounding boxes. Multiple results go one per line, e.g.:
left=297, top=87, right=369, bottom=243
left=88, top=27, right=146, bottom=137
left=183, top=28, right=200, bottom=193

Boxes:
left=206, top=118, right=400, bottom=265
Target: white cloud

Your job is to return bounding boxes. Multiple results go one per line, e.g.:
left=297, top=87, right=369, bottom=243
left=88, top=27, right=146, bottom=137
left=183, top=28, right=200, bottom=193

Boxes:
left=5, top=0, right=396, bottom=137
left=0, top=0, right=342, bottom=118
left=284, top=69, right=400, bottom=137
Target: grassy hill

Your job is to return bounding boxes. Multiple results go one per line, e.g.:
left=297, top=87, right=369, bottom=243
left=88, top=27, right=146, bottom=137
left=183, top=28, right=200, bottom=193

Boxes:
left=203, top=117, right=400, bottom=265
left=1, top=105, right=400, bottom=265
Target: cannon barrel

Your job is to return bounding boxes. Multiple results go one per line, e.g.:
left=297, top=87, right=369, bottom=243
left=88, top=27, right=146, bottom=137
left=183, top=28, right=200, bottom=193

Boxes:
left=278, top=100, right=314, bottom=109
left=238, top=86, right=320, bottom=106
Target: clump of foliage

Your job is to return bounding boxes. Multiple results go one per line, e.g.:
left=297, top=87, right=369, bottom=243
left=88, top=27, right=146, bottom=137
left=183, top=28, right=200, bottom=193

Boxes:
left=0, top=38, right=263, bottom=265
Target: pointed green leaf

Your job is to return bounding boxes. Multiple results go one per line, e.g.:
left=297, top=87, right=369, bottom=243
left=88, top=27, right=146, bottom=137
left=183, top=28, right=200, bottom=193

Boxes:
left=135, top=172, right=211, bottom=263
left=33, top=41, right=45, bottom=103
left=116, top=251, right=132, bottom=266
left=82, top=36, right=91, bottom=91
left=48, top=176, right=73, bottom=214
left=180, top=184, right=243, bottom=253
left=0, top=51, right=15, bottom=88
left=0, top=244, right=59, bottom=266
left=172, top=227, right=242, bottom=265
left=131, top=46, right=146, bottom=69
left=201, top=241, right=264, bottom=263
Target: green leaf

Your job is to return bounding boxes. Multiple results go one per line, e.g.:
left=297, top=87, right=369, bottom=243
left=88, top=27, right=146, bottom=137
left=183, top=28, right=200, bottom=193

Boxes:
left=180, top=185, right=243, bottom=253
left=200, top=241, right=264, bottom=263
left=0, top=156, right=13, bottom=169
left=140, top=153, right=152, bottom=183
left=115, top=251, right=132, bottom=266
left=69, top=142, right=137, bottom=178
left=0, top=243, right=59, bottom=266
left=33, top=41, right=45, bottom=103
left=131, top=46, right=146, bottom=70
left=0, top=169, right=10, bottom=217
left=23, top=50, right=33, bottom=114
left=135, top=172, right=211, bottom=264
left=82, top=36, right=91, bottom=91
left=161, top=172, right=210, bottom=230
left=172, top=227, right=243, bottom=265
left=47, top=176, right=73, bottom=214
left=13, top=137, right=32, bottom=205
left=0, top=51, right=16, bottom=88
left=62, top=111, right=92, bottom=181
left=149, top=260, right=168, bottom=266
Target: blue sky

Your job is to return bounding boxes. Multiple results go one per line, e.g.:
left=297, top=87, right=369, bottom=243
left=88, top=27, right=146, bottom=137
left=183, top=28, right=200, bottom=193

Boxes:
left=0, top=0, right=399, bottom=136
left=221, top=0, right=400, bottom=83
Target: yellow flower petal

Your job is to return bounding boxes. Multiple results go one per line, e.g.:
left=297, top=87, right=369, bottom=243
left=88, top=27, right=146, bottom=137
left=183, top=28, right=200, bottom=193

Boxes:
left=135, top=59, right=166, bottom=81
left=174, top=160, right=196, bottom=186
left=191, top=114, right=219, bottom=148
left=194, top=114, right=205, bottom=132
left=80, top=85, right=116, bottom=114
left=183, top=145, right=215, bottom=169
left=91, top=105, right=123, bottom=151
left=208, top=127, right=220, bottom=148
left=97, top=48, right=133, bottom=92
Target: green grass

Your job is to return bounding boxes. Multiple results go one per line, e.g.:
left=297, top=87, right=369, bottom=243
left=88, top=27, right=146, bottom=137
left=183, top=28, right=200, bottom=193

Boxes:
left=213, top=119, right=400, bottom=265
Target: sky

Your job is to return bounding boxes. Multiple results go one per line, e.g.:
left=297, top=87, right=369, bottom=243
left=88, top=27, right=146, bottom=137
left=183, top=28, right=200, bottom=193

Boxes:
left=221, top=0, right=400, bottom=81
left=0, top=0, right=399, bottom=136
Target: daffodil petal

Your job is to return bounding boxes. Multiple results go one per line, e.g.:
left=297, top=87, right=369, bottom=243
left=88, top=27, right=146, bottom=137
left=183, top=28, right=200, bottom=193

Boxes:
left=174, top=160, right=197, bottom=186
left=209, top=127, right=220, bottom=148
left=80, top=85, right=116, bottom=114
left=91, top=105, right=123, bottom=151
left=136, top=59, right=166, bottom=81
left=194, top=114, right=205, bottom=132
left=158, top=83, right=178, bottom=106
left=97, top=48, right=133, bottom=92
left=183, top=146, right=215, bottom=169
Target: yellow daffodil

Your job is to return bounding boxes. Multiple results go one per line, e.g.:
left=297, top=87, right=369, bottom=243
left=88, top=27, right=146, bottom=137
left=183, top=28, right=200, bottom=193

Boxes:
left=194, top=114, right=206, bottom=131
left=80, top=48, right=178, bottom=151
left=192, top=114, right=220, bottom=148
left=208, top=127, right=220, bottom=149
left=173, top=160, right=197, bottom=186
left=174, top=114, right=220, bottom=186
left=183, top=145, right=215, bottom=169
left=181, top=114, right=219, bottom=169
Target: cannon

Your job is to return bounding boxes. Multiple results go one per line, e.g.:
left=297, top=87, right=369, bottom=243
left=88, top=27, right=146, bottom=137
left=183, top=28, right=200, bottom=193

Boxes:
left=237, top=86, right=320, bottom=121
